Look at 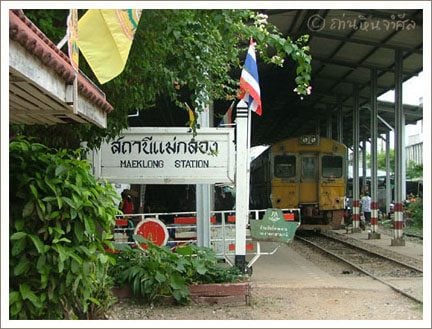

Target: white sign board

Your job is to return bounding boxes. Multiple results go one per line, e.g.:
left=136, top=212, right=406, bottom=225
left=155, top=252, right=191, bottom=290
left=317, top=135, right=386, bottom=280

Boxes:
left=92, top=127, right=235, bottom=184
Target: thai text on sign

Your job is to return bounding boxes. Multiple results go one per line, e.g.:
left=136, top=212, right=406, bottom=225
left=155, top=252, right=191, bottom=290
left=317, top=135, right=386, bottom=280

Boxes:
left=92, top=127, right=235, bottom=184
left=250, top=209, right=300, bottom=243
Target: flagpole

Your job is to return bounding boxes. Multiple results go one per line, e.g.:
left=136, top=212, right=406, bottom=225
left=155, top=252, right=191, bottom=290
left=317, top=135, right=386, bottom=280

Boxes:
left=246, top=105, right=252, bottom=206
left=235, top=37, right=261, bottom=273
left=66, top=9, right=79, bottom=115
left=234, top=100, right=249, bottom=273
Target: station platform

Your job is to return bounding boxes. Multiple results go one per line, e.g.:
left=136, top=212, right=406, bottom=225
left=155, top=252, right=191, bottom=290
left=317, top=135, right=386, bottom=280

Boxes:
left=250, top=226, right=424, bottom=287
left=331, top=227, right=424, bottom=262
left=250, top=241, right=343, bottom=288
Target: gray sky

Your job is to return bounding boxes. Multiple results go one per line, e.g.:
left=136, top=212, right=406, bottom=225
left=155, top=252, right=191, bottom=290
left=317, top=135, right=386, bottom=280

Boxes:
left=378, top=72, right=424, bottom=142
left=378, top=71, right=424, bottom=106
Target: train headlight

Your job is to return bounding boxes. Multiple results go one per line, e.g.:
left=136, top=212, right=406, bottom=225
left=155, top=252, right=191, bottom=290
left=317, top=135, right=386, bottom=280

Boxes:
left=299, top=135, right=319, bottom=145
left=310, top=135, right=317, bottom=144
left=299, top=136, right=309, bottom=144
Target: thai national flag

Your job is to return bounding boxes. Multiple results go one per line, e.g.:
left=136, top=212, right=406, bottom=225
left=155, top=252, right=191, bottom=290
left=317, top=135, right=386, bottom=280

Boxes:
left=238, top=40, right=262, bottom=116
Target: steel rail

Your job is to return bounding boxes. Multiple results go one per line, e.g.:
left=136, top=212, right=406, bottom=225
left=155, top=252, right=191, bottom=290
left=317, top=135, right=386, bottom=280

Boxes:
left=320, top=231, right=423, bottom=273
left=295, top=235, right=423, bottom=305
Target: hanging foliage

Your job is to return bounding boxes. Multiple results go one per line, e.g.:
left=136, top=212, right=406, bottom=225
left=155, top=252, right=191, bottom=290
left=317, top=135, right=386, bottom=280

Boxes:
left=19, top=9, right=312, bottom=149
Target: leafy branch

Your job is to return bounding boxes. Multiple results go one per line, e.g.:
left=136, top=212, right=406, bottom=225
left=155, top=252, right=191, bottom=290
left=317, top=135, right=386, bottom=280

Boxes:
left=18, top=9, right=312, bottom=149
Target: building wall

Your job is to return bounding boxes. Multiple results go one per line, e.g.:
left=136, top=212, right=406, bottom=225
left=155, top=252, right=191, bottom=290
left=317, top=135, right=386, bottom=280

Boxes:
left=406, top=142, right=423, bottom=165
left=406, top=120, right=423, bottom=165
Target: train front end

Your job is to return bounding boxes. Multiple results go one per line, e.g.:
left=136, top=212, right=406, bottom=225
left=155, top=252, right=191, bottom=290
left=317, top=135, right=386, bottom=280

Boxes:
left=269, top=135, right=347, bottom=230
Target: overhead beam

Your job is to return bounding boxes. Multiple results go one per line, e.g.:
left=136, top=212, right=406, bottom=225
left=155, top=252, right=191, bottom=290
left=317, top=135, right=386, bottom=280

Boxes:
left=313, top=74, right=392, bottom=90
left=308, top=31, right=422, bottom=54
left=313, top=56, right=414, bottom=75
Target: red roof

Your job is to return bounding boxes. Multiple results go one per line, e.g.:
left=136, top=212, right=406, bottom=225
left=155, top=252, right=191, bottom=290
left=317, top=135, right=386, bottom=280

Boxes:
left=9, top=9, right=114, bottom=114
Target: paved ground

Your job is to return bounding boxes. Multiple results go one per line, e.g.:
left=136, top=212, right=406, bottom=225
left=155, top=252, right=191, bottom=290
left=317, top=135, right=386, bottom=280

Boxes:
left=250, top=229, right=425, bottom=300
left=250, top=241, right=343, bottom=287
left=109, top=228, right=428, bottom=323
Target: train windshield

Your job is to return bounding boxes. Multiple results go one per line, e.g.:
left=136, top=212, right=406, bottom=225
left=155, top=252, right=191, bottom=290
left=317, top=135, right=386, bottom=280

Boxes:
left=274, top=155, right=296, bottom=178
left=322, top=155, right=343, bottom=178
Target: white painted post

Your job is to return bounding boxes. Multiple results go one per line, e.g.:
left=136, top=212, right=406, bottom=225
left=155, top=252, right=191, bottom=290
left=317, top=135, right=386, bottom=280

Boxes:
left=196, top=184, right=211, bottom=247
left=196, top=104, right=212, bottom=247
left=235, top=100, right=249, bottom=272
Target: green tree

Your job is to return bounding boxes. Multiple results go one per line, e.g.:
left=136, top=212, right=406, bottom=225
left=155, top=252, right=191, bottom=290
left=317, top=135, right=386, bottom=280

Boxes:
left=366, top=149, right=395, bottom=173
left=367, top=150, right=422, bottom=179
left=16, top=9, right=312, bottom=149
left=406, top=161, right=423, bottom=179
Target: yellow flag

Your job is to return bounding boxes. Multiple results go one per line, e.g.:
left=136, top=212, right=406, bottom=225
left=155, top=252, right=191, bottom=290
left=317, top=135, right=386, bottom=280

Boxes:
left=67, top=9, right=79, bottom=72
left=77, top=9, right=142, bottom=84
left=185, top=103, right=196, bottom=129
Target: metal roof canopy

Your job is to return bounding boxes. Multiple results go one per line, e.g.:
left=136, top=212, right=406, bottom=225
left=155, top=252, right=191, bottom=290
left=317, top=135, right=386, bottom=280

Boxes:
left=252, top=9, right=423, bottom=147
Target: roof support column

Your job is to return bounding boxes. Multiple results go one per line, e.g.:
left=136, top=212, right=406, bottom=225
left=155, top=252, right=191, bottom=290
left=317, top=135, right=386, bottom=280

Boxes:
left=337, top=101, right=343, bottom=144
left=315, top=118, right=321, bottom=136
left=369, top=68, right=380, bottom=239
left=326, top=106, right=332, bottom=139
left=385, top=131, right=392, bottom=217
left=352, top=84, right=361, bottom=232
left=392, top=49, right=405, bottom=246
left=362, top=139, right=368, bottom=194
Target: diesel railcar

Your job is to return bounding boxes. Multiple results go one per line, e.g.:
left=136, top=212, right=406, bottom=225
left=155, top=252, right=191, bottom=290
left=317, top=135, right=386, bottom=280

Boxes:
left=250, top=135, right=348, bottom=230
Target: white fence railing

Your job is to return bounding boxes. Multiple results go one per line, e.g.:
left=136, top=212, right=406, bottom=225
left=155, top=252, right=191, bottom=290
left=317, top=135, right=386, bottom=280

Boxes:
left=113, top=208, right=301, bottom=265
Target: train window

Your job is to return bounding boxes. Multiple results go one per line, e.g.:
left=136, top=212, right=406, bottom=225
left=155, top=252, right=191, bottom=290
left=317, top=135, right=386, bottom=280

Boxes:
left=301, top=157, right=316, bottom=179
left=322, top=156, right=343, bottom=178
left=274, top=155, right=296, bottom=178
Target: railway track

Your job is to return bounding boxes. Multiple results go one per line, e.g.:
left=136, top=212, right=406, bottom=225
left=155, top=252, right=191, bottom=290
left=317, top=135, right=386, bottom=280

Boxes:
left=322, top=230, right=423, bottom=271
left=403, top=232, right=423, bottom=240
left=295, top=232, right=423, bottom=304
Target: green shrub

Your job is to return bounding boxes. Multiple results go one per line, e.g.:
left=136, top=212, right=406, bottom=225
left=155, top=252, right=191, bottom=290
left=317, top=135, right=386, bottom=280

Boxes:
left=109, top=238, right=241, bottom=305
left=174, top=243, right=242, bottom=284
left=9, top=138, right=120, bottom=319
left=112, top=242, right=189, bottom=304
left=406, top=197, right=423, bottom=229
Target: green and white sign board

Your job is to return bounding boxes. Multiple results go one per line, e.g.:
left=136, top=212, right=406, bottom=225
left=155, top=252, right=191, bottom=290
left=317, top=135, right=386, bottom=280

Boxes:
left=250, top=208, right=300, bottom=243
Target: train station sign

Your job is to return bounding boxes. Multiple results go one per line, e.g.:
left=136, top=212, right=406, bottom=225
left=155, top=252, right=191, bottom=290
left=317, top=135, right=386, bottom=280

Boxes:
left=91, top=127, right=235, bottom=184
left=250, top=208, right=300, bottom=243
